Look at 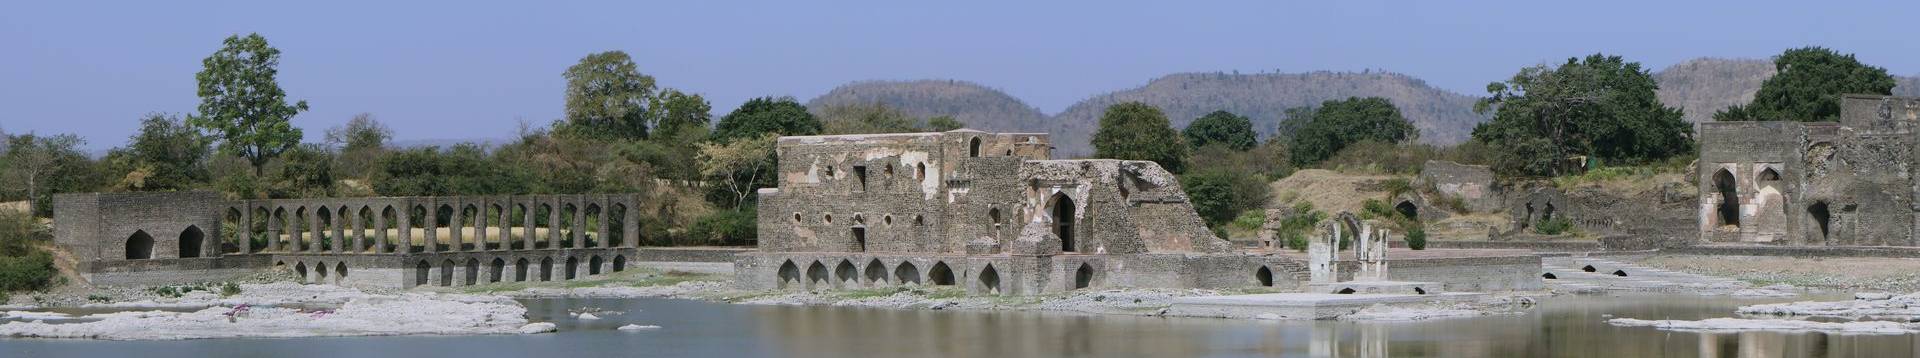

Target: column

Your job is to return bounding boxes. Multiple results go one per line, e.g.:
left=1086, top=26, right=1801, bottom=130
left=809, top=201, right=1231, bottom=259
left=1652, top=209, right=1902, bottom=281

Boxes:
left=240, top=204, right=254, bottom=254
left=571, top=199, right=585, bottom=248
left=450, top=198, right=465, bottom=252
left=623, top=199, right=640, bottom=248
left=375, top=206, right=390, bottom=253
left=548, top=198, right=561, bottom=249
left=425, top=200, right=439, bottom=253
left=307, top=208, right=321, bottom=252
left=399, top=204, right=414, bottom=253
left=476, top=199, right=490, bottom=251
left=521, top=199, right=536, bottom=250
left=266, top=207, right=282, bottom=252
left=594, top=197, right=610, bottom=249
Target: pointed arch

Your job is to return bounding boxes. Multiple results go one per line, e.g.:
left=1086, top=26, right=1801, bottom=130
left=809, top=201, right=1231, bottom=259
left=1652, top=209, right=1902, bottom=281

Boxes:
left=835, top=259, right=858, bottom=286
left=515, top=258, right=531, bottom=281
left=490, top=258, right=506, bottom=283
left=613, top=255, right=627, bottom=272
left=295, top=261, right=309, bottom=283
left=777, top=260, right=801, bottom=289
left=177, top=226, right=205, bottom=258
left=1256, top=266, right=1274, bottom=287
left=969, top=137, right=982, bottom=157
left=540, top=257, right=554, bottom=281
left=1048, top=193, right=1077, bottom=252
left=414, top=260, right=430, bottom=286
left=1073, top=262, right=1094, bottom=289
left=895, top=261, right=922, bottom=285
left=864, top=259, right=888, bottom=285
left=979, top=264, right=1002, bottom=295
left=1713, top=168, right=1740, bottom=228
left=125, top=230, right=154, bottom=259
left=335, top=262, right=349, bottom=284
left=589, top=255, right=604, bottom=275
left=564, top=256, right=579, bottom=280
left=929, top=262, right=955, bottom=286
left=440, top=259, right=456, bottom=286
left=806, top=261, right=829, bottom=288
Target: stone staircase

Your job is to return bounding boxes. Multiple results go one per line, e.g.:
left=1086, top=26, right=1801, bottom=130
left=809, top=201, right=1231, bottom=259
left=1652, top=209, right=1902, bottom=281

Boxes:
left=1268, top=257, right=1312, bottom=286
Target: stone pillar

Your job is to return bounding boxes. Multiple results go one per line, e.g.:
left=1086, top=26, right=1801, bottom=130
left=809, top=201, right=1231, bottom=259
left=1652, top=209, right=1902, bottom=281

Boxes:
left=594, top=198, right=610, bottom=248
left=624, top=199, right=640, bottom=248
left=449, top=198, right=466, bottom=252
left=350, top=206, right=365, bottom=253
left=375, top=206, right=389, bottom=253
left=398, top=204, right=414, bottom=253
left=475, top=199, right=490, bottom=251
left=307, top=208, right=321, bottom=252
left=521, top=199, right=536, bottom=250
left=266, top=207, right=281, bottom=252
left=547, top=198, right=561, bottom=249
left=332, top=207, right=347, bottom=254
left=425, top=200, right=440, bottom=254
left=239, top=204, right=253, bottom=254
left=571, top=199, right=586, bottom=248
left=1309, top=224, right=1337, bottom=283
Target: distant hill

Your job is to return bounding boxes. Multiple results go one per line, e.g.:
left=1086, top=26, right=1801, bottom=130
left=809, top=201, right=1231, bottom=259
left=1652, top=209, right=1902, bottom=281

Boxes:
left=1048, top=72, right=1487, bottom=154
left=1653, top=57, right=1920, bottom=122
left=805, top=80, right=1049, bottom=133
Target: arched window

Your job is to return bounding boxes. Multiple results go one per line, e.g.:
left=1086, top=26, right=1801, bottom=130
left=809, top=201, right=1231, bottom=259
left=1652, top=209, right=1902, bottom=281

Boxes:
left=178, top=226, right=204, bottom=258
left=969, top=137, right=982, bottom=157
left=125, top=230, right=154, bottom=259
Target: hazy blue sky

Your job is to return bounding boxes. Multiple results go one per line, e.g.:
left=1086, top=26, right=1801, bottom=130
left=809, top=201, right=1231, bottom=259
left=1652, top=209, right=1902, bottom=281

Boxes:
left=4, top=1, right=1916, bottom=149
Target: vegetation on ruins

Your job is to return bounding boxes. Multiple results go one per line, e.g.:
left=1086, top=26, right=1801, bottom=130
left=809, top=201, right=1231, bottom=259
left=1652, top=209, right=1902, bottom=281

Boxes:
left=1715, top=47, right=1897, bottom=122
left=1092, top=102, right=1190, bottom=173
left=1472, top=53, right=1694, bottom=177
left=1179, top=168, right=1272, bottom=228
left=188, top=33, right=309, bottom=177
left=1181, top=110, right=1257, bottom=151
left=1288, top=97, right=1417, bottom=167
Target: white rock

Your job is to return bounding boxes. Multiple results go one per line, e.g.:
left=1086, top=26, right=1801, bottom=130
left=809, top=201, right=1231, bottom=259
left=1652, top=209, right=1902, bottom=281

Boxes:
left=0, top=286, right=532, bottom=340
left=518, top=322, right=557, bottom=334
left=617, top=324, right=661, bottom=331
left=577, top=313, right=601, bottom=320
left=1608, top=317, right=1917, bottom=334
left=1, top=310, right=73, bottom=320
left=1856, top=292, right=1894, bottom=300
left=1255, top=313, right=1281, bottom=320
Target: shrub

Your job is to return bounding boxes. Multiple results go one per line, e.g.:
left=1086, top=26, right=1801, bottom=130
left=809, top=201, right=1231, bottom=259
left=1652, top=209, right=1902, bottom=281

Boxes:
left=1534, top=217, right=1574, bottom=235
left=1180, top=168, right=1273, bottom=228
left=1230, top=210, right=1266, bottom=231
left=1275, top=202, right=1326, bottom=252
left=0, top=251, right=54, bottom=292
left=688, top=209, right=756, bottom=246
left=220, top=282, right=242, bottom=297
left=1404, top=227, right=1427, bottom=250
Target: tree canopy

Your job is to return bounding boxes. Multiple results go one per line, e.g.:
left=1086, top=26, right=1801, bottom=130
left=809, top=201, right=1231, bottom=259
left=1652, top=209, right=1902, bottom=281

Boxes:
left=106, top=114, right=212, bottom=191
left=1092, top=102, right=1189, bottom=173
left=1182, top=110, right=1257, bottom=151
left=562, top=51, right=658, bottom=139
left=188, top=33, right=308, bottom=176
left=1715, top=47, right=1896, bottom=122
left=1288, top=97, right=1415, bottom=167
left=712, top=97, right=821, bottom=142
left=1, top=133, right=97, bottom=216
left=1472, top=53, right=1693, bottom=176
left=1179, top=167, right=1271, bottom=228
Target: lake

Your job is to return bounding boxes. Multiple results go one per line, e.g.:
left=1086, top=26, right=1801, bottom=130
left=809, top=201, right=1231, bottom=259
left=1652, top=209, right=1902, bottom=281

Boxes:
left=4, top=294, right=1915, bottom=357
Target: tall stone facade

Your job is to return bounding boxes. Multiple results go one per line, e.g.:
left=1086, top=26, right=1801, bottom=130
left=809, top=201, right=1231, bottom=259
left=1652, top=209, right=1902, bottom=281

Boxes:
left=1697, top=94, right=1920, bottom=246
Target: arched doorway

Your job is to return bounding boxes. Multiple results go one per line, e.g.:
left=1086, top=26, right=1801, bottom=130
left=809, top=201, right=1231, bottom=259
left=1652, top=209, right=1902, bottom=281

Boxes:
left=969, top=137, right=982, bottom=157
left=414, top=261, right=430, bottom=286
left=806, top=261, right=829, bottom=288
left=1808, top=201, right=1831, bottom=244
left=294, top=262, right=308, bottom=283
left=979, top=265, right=1001, bottom=295
left=895, top=262, right=922, bottom=285
left=929, top=262, right=955, bottom=286
left=334, top=262, right=348, bottom=285
left=835, top=260, right=857, bottom=286
left=490, top=258, right=506, bottom=283
left=777, top=260, right=800, bottom=289
left=465, top=258, right=479, bottom=285
left=1394, top=201, right=1419, bottom=221
left=1073, top=263, right=1094, bottom=289
left=613, top=255, right=627, bottom=272
left=439, top=259, right=455, bottom=286
left=515, top=258, right=530, bottom=281
left=864, top=259, right=888, bottom=285
left=540, top=257, right=554, bottom=281
left=125, top=230, right=154, bottom=259
left=1257, top=266, right=1274, bottom=287
left=589, top=255, right=604, bottom=275
left=564, top=256, right=578, bottom=280
left=178, top=226, right=204, bottom=258
left=1049, top=193, right=1076, bottom=252
left=1714, top=169, right=1740, bottom=228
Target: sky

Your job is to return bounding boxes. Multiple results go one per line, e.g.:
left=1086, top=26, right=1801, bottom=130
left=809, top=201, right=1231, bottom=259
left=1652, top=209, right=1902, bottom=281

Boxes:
left=4, top=1, right=1918, bottom=150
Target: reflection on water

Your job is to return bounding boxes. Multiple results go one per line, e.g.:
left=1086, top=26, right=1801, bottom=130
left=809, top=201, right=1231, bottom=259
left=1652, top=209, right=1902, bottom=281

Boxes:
left=3, top=294, right=1916, bottom=357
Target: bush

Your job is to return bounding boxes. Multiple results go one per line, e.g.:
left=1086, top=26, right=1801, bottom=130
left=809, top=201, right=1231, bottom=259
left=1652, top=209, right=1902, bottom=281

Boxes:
left=1274, top=202, right=1326, bottom=252
left=220, top=282, right=242, bottom=297
left=1404, top=227, right=1427, bottom=250
left=0, top=251, right=54, bottom=292
left=1230, top=209, right=1266, bottom=231
left=1180, top=168, right=1273, bottom=228
left=688, top=209, right=756, bottom=246
left=1534, top=217, right=1574, bottom=235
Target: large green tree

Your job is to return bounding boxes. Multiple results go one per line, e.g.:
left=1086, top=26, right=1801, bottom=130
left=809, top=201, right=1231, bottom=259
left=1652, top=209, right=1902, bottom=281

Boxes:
left=1715, top=47, right=1896, bottom=122
left=107, top=114, right=213, bottom=191
left=712, top=97, right=821, bottom=142
left=324, top=113, right=392, bottom=180
left=1180, top=167, right=1272, bottom=228
left=1092, top=102, right=1189, bottom=173
left=563, top=50, right=657, bottom=139
left=1289, top=97, right=1415, bottom=167
left=189, top=33, right=309, bottom=177
left=650, top=89, right=711, bottom=137
left=1182, top=110, right=1257, bottom=151
left=1473, top=53, right=1692, bottom=176
left=2, top=133, right=99, bottom=216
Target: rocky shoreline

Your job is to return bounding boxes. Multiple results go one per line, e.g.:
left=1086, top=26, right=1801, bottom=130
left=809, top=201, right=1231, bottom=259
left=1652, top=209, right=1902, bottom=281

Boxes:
left=0, top=282, right=543, bottom=340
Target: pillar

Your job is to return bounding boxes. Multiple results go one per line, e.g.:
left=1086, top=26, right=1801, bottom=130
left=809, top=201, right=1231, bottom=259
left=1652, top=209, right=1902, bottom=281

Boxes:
left=307, top=207, right=321, bottom=252
left=399, top=204, right=414, bottom=253
left=239, top=204, right=254, bottom=254
left=594, top=197, right=609, bottom=249
left=548, top=197, right=561, bottom=249
left=266, top=207, right=282, bottom=252
left=375, top=206, right=389, bottom=253
left=571, top=198, right=586, bottom=248
left=450, top=198, right=466, bottom=252
left=623, top=199, right=640, bottom=248
left=425, top=200, right=440, bottom=254
left=521, top=199, right=536, bottom=250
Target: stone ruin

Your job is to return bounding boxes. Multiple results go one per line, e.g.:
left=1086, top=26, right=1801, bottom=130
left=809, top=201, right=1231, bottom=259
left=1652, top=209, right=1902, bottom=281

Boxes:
left=1305, top=216, right=1438, bottom=295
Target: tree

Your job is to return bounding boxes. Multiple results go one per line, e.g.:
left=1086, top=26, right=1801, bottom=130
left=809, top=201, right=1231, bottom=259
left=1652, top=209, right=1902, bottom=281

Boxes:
left=1182, top=110, right=1257, bottom=151
left=373, top=144, right=531, bottom=197
left=188, top=33, right=309, bottom=177
left=1092, top=102, right=1189, bottom=173
left=712, top=97, right=821, bottom=142
left=1, top=133, right=97, bottom=216
left=324, top=113, right=392, bottom=180
left=1473, top=53, right=1692, bottom=176
left=107, top=113, right=213, bottom=191
left=266, top=144, right=334, bottom=198
left=1179, top=167, right=1272, bottom=228
left=927, top=116, right=965, bottom=131
left=1715, top=47, right=1896, bottom=122
left=651, top=89, right=711, bottom=137
left=563, top=51, right=658, bottom=139
left=819, top=103, right=923, bottom=134
left=698, top=134, right=778, bottom=209
left=1289, top=97, right=1415, bottom=167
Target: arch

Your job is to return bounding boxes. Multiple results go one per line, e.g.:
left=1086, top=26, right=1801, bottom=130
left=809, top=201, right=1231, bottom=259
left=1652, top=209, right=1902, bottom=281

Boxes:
left=969, top=137, right=982, bottom=157
left=315, top=261, right=329, bottom=282
left=357, top=206, right=376, bottom=252
left=864, top=259, right=888, bottom=285
left=607, top=203, right=628, bottom=247
left=560, top=204, right=579, bottom=248
left=989, top=208, right=1004, bottom=227
left=460, top=204, right=479, bottom=250
left=334, top=262, right=348, bottom=284
left=125, top=230, right=154, bottom=259
left=294, top=261, right=309, bottom=283
left=540, top=257, right=554, bottom=281
left=585, top=203, right=603, bottom=247
left=835, top=260, right=857, bottom=286
left=1336, top=288, right=1356, bottom=294
left=1581, top=265, right=1596, bottom=273
left=1256, top=266, right=1274, bottom=287
left=564, top=256, right=579, bottom=280
left=1394, top=201, right=1419, bottom=221
left=929, top=262, right=956, bottom=286
left=415, top=261, right=430, bottom=286
left=895, top=261, right=922, bottom=285
left=978, top=264, right=1001, bottom=295
left=1612, top=270, right=1628, bottom=277
left=222, top=208, right=243, bottom=254
left=806, top=261, right=829, bottom=288
left=1542, top=272, right=1557, bottom=279
left=589, top=255, right=604, bottom=275
left=513, top=204, right=531, bottom=250
left=1753, top=187, right=1787, bottom=241
left=1808, top=201, right=1832, bottom=244
left=515, top=258, right=530, bottom=281
left=915, top=163, right=927, bottom=182
left=490, top=258, right=506, bottom=283
left=1073, top=262, right=1094, bottom=289
left=250, top=206, right=271, bottom=253
left=1713, top=168, right=1740, bottom=228
left=409, top=205, right=429, bottom=252
left=464, top=258, right=480, bottom=285
left=914, top=215, right=925, bottom=226
left=777, top=260, right=801, bottom=289
left=178, top=225, right=205, bottom=258
left=613, top=255, right=627, bottom=272
left=380, top=206, right=399, bottom=252
left=436, top=204, right=455, bottom=251
left=1049, top=193, right=1077, bottom=252
left=535, top=204, right=554, bottom=249
left=1758, top=167, right=1781, bottom=182
left=316, top=207, right=334, bottom=251
left=489, top=203, right=506, bottom=250
left=440, top=259, right=455, bottom=286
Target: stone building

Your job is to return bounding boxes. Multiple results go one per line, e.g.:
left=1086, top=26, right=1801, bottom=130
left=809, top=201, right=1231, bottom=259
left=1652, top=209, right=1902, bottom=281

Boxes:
left=53, top=191, right=644, bottom=288
left=735, top=129, right=1545, bottom=295
left=1696, top=94, right=1920, bottom=246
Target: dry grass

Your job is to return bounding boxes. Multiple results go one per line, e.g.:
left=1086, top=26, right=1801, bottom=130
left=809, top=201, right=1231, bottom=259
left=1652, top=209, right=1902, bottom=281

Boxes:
left=1632, top=254, right=1920, bottom=292
left=1267, top=169, right=1406, bottom=215
left=1423, top=213, right=1510, bottom=240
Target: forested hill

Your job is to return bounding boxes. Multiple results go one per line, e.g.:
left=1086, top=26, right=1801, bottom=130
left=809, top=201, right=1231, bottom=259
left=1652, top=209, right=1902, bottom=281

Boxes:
left=804, top=80, right=1050, bottom=133
left=1048, top=72, right=1485, bottom=155
left=1654, top=57, right=1920, bottom=123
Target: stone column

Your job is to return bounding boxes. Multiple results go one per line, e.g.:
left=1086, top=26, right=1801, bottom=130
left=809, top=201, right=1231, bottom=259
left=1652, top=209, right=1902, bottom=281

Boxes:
left=425, top=200, right=440, bottom=254
left=521, top=199, right=536, bottom=250
left=375, top=206, right=389, bottom=253
left=399, top=203, right=414, bottom=253
left=624, top=199, right=640, bottom=248
left=307, top=207, right=321, bottom=252
left=571, top=199, right=586, bottom=248
left=547, top=198, right=561, bottom=249
left=266, top=207, right=282, bottom=252
left=449, top=198, right=466, bottom=252
left=239, top=204, right=253, bottom=254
